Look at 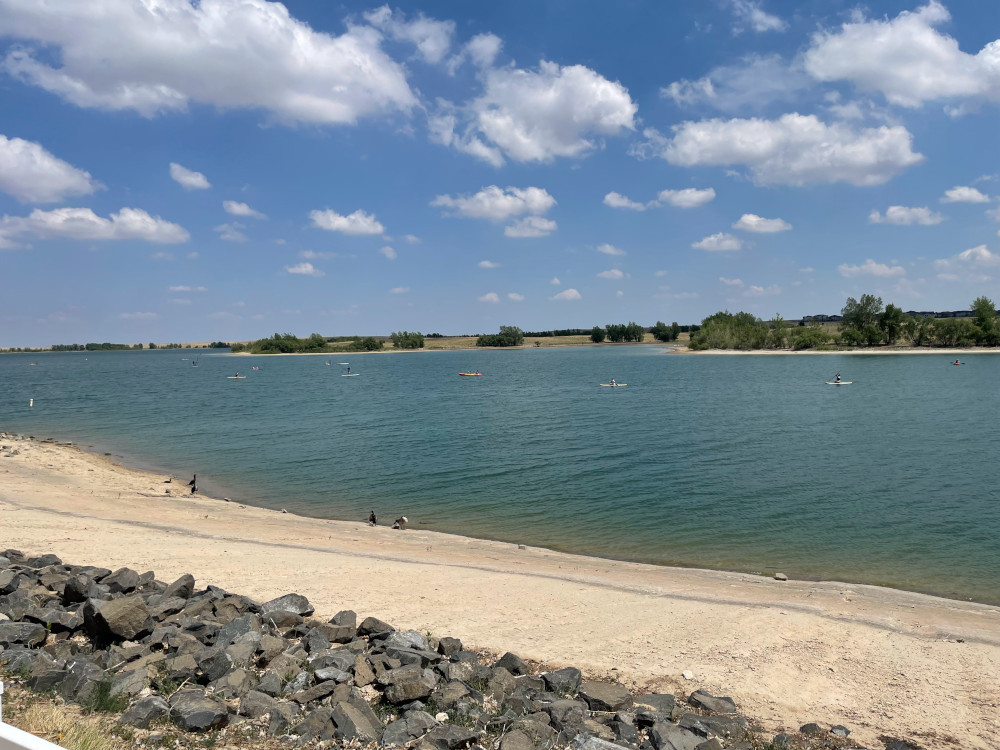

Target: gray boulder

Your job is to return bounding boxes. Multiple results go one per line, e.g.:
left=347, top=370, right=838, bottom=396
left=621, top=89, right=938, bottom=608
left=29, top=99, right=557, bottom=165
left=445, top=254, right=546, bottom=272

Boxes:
left=487, top=667, right=517, bottom=699
left=383, top=630, right=429, bottom=651
left=381, top=710, right=437, bottom=746
left=121, top=695, right=170, bottom=728
left=633, top=694, right=676, bottom=726
left=420, top=725, right=477, bottom=750
left=687, top=690, right=736, bottom=715
left=169, top=689, right=229, bottom=731
left=0, top=621, right=47, bottom=648
left=649, top=722, right=703, bottom=750
left=162, top=573, right=195, bottom=599
left=216, top=613, right=260, bottom=647
left=103, top=567, right=140, bottom=594
left=678, top=714, right=748, bottom=739
left=85, top=595, right=152, bottom=641
left=291, top=706, right=336, bottom=742
left=384, top=669, right=438, bottom=704
left=358, top=616, right=395, bottom=637
left=0, top=569, right=20, bottom=595
left=542, top=667, right=582, bottom=694
left=495, top=651, right=529, bottom=676
left=238, top=690, right=280, bottom=719
left=578, top=681, right=633, bottom=712
left=572, top=735, right=631, bottom=750
left=499, top=729, right=535, bottom=750
left=437, top=637, right=463, bottom=657
left=331, top=700, right=382, bottom=741
left=260, top=593, right=314, bottom=618
left=543, top=699, right=587, bottom=732
left=331, top=609, right=357, bottom=628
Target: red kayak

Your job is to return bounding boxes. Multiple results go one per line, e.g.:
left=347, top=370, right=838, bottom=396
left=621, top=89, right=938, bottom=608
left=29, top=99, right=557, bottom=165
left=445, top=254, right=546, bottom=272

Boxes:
left=459, top=372, right=483, bottom=376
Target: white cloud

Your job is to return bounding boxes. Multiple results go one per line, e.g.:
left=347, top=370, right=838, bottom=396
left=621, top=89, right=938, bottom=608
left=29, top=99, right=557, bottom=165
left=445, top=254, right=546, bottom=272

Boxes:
left=223, top=200, right=265, bottom=218
left=729, top=0, right=787, bottom=34
left=654, top=270, right=668, bottom=277
left=507, top=292, right=524, bottom=301
left=803, top=1, right=1000, bottom=108
left=478, top=260, right=500, bottom=268
left=402, top=234, right=421, bottom=244
left=935, top=244, right=1000, bottom=270
left=720, top=277, right=744, bottom=286
left=169, top=163, right=210, bottom=190
left=505, top=216, right=557, bottom=238
left=169, top=285, right=206, bottom=292
left=0, top=134, right=98, bottom=203
left=310, top=209, right=385, bottom=235
left=732, top=213, right=792, bottom=233
left=692, top=233, right=742, bottom=251
left=1, top=0, right=417, bottom=124
left=597, top=243, right=626, bottom=256
left=214, top=222, right=246, bottom=242
left=478, top=292, right=500, bottom=303
left=550, top=277, right=561, bottom=285
left=286, top=262, right=324, bottom=277
left=0, top=207, right=188, bottom=248
left=119, top=312, right=157, bottom=320
left=636, top=114, right=923, bottom=186
left=941, top=186, right=990, bottom=203
left=551, top=288, right=582, bottom=301
left=301, top=250, right=352, bottom=260
left=868, top=206, right=944, bottom=225
left=434, top=60, right=636, bottom=165
left=746, top=284, right=781, bottom=296
left=447, top=33, right=503, bottom=73
left=390, top=286, right=410, bottom=294
left=799, top=267, right=814, bottom=273
left=379, top=246, right=397, bottom=260
left=363, top=6, right=454, bottom=65
left=838, top=258, right=906, bottom=277
left=431, top=185, right=555, bottom=220
left=603, top=191, right=647, bottom=211
left=657, top=187, right=716, bottom=208
left=598, top=269, right=624, bottom=280
left=663, top=55, right=810, bottom=112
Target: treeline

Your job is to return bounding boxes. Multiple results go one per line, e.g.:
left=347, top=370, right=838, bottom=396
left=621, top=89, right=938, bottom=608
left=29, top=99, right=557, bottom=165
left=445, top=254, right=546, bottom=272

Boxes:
left=390, top=331, right=424, bottom=349
left=477, top=326, right=525, bottom=347
left=688, top=294, right=1000, bottom=350
left=51, top=343, right=143, bottom=351
left=523, top=328, right=592, bottom=337
left=231, top=332, right=328, bottom=354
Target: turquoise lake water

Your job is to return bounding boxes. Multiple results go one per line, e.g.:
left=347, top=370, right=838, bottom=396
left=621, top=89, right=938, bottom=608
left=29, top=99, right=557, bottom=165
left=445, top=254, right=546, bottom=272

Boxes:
left=2, top=347, right=999, bottom=604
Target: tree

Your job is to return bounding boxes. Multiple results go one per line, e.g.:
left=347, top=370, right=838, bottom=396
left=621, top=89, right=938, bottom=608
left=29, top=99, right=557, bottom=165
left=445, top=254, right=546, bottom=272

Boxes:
left=590, top=326, right=606, bottom=343
left=651, top=321, right=676, bottom=342
left=767, top=314, right=787, bottom=349
left=390, top=331, right=425, bottom=349
left=476, top=325, right=524, bottom=347
left=878, top=303, right=905, bottom=345
left=841, top=294, right=883, bottom=334
left=971, top=296, right=999, bottom=345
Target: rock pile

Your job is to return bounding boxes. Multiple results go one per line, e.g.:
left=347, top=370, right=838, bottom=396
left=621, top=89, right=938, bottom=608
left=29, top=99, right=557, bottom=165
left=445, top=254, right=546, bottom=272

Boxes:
left=0, top=549, right=870, bottom=749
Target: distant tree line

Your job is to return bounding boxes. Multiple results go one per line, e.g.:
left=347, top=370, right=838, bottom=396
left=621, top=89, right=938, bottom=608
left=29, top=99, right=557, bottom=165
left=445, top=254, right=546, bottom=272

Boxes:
left=390, top=331, right=425, bottom=349
left=477, top=326, right=525, bottom=347
left=524, top=328, right=592, bottom=337
left=231, top=332, right=328, bottom=354
left=51, top=342, right=143, bottom=351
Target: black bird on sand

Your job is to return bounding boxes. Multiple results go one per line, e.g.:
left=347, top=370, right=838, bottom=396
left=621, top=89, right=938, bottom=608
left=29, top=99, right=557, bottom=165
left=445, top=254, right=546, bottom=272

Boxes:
left=368, top=510, right=377, bottom=526
left=188, top=474, right=197, bottom=487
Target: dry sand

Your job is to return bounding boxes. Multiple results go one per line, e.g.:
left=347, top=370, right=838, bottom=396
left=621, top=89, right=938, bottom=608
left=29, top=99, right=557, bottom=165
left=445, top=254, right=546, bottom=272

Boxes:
left=2, top=434, right=998, bottom=749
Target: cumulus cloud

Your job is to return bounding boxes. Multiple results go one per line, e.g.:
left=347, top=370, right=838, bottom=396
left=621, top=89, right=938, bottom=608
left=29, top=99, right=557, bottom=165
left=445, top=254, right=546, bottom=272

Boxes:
left=301, top=250, right=352, bottom=260
left=379, top=246, right=397, bottom=260
left=803, top=1, right=1000, bottom=108
left=431, top=185, right=555, bottom=220
left=168, top=285, right=207, bottom=292
left=934, top=244, right=1000, bottom=269
left=507, top=292, right=524, bottom=301
left=402, top=234, right=421, bottom=244
left=310, top=209, right=385, bottom=235
left=657, top=188, right=716, bottom=208
left=432, top=60, right=636, bottom=165
left=478, top=260, right=500, bottom=268
left=0, top=207, right=188, bottom=249
left=363, top=6, right=454, bottom=65
left=941, top=186, right=990, bottom=203
left=597, top=244, right=626, bottom=256
left=169, top=163, right=210, bottom=190
left=692, top=233, right=742, bottom=251
left=732, top=213, right=792, bottom=233
left=214, top=222, right=246, bottom=242
left=597, top=269, right=624, bottom=279
left=478, top=292, right=500, bottom=303
left=551, top=288, right=581, bottom=301
left=746, top=284, right=781, bottom=296
left=838, top=258, right=906, bottom=277
left=447, top=33, right=503, bottom=73
left=869, top=206, right=944, bottom=225
left=0, top=134, right=98, bottom=203
left=286, top=262, right=324, bottom=277
left=720, top=277, right=744, bottom=286
left=634, top=114, right=923, bottom=186
left=505, top=216, right=557, bottom=238
left=390, top=286, right=409, bottom=294
left=603, top=191, right=647, bottom=211
left=1, top=0, right=417, bottom=124
left=223, top=200, right=266, bottom=218
left=728, top=0, right=787, bottom=34
left=550, top=277, right=561, bottom=285
left=663, top=55, right=811, bottom=112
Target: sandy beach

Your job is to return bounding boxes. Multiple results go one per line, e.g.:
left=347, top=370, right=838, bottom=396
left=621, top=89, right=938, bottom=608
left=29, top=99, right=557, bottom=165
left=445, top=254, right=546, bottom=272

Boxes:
left=2, top=434, right=999, bottom=749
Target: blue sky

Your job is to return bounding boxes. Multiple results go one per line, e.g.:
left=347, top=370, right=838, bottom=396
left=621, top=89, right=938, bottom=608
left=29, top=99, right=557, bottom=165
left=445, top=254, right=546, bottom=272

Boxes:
left=1, top=0, right=999, bottom=346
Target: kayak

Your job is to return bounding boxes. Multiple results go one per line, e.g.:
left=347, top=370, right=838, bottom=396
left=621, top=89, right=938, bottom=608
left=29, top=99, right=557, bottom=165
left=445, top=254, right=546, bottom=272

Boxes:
left=459, top=373, right=483, bottom=376
left=600, top=383, right=627, bottom=387
left=227, top=376, right=246, bottom=379
left=825, top=381, right=852, bottom=385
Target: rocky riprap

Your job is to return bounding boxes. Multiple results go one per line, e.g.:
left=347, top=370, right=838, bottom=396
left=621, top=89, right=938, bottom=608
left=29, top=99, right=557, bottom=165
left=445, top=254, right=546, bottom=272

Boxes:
left=0, top=549, right=881, bottom=749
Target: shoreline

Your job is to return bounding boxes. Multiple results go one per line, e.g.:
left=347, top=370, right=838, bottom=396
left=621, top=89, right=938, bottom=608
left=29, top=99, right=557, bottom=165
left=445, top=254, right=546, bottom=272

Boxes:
left=2, top=432, right=999, bottom=748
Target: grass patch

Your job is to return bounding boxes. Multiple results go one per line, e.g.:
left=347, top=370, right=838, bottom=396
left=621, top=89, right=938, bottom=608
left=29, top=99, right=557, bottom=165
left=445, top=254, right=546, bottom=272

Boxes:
left=80, top=679, right=130, bottom=714
left=14, top=702, right=125, bottom=750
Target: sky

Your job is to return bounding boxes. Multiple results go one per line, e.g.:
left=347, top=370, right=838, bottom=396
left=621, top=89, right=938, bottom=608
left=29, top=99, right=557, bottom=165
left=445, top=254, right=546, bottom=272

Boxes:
left=1, top=0, right=999, bottom=346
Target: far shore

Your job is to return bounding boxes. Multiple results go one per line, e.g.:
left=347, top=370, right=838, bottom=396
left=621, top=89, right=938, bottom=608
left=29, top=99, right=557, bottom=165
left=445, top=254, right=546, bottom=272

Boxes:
left=2, top=432, right=999, bottom=749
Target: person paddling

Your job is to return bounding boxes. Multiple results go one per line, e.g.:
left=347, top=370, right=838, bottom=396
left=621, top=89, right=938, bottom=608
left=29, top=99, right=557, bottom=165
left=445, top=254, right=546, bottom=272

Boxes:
left=834, top=372, right=841, bottom=383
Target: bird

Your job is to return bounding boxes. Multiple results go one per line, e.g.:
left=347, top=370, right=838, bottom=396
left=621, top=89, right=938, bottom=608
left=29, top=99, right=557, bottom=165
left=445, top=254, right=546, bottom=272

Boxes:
left=187, top=474, right=197, bottom=487
left=392, top=516, right=408, bottom=530
left=163, top=476, right=172, bottom=484
left=368, top=510, right=377, bottom=526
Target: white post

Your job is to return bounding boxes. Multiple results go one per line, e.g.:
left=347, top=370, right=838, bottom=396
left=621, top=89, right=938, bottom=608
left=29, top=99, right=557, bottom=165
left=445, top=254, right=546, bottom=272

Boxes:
left=0, top=679, right=4, bottom=723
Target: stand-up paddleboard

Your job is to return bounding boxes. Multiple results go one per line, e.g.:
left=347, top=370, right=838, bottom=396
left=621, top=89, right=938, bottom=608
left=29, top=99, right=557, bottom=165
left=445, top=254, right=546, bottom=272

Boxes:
left=341, top=373, right=360, bottom=377
left=600, top=383, right=627, bottom=387
left=227, top=376, right=246, bottom=379
left=825, top=381, right=852, bottom=385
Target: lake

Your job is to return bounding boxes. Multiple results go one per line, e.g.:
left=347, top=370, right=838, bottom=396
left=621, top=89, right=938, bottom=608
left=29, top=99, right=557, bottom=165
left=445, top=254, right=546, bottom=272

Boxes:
left=2, top=346, right=998, bottom=604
